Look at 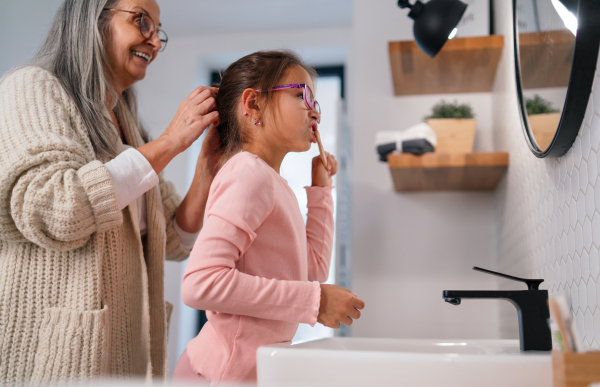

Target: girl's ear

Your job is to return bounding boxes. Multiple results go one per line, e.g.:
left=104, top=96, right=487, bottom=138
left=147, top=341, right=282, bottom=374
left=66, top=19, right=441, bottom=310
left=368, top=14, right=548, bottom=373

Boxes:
left=242, top=88, right=261, bottom=119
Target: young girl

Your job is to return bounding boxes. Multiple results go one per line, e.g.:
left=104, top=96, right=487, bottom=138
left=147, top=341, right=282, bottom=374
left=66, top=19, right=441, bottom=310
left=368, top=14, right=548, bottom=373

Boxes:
left=173, top=50, right=365, bottom=384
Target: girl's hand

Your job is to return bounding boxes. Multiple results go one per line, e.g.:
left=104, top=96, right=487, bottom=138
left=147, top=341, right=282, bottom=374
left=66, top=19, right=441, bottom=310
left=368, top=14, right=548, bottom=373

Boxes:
left=311, top=152, right=338, bottom=187
left=317, top=284, right=365, bottom=328
left=163, top=86, right=219, bottom=154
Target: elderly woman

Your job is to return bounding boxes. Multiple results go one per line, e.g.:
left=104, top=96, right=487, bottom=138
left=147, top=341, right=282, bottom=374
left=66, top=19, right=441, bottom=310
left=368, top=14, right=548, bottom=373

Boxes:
left=0, top=0, right=218, bottom=384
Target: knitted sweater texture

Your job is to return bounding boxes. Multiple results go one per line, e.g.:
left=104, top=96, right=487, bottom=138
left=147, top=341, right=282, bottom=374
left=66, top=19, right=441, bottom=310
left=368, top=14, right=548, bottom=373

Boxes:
left=0, top=67, right=188, bottom=385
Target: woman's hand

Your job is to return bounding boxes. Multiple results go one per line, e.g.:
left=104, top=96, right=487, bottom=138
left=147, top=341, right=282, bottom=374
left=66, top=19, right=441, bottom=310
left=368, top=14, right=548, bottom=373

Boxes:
left=138, top=86, right=219, bottom=175
left=312, top=152, right=338, bottom=187
left=163, top=86, right=219, bottom=153
left=317, top=284, right=365, bottom=328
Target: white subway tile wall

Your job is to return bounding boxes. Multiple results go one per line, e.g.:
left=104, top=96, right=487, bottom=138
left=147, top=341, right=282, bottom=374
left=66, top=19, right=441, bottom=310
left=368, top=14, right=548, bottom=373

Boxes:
left=494, top=35, right=600, bottom=349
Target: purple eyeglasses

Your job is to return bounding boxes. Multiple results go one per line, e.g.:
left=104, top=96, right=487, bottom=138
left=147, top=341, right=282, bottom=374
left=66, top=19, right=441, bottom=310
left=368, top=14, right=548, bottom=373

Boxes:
left=255, top=83, right=321, bottom=120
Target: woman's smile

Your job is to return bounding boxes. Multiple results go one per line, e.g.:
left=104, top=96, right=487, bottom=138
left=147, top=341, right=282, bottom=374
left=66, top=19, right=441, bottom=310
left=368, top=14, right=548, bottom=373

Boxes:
left=131, top=49, right=152, bottom=63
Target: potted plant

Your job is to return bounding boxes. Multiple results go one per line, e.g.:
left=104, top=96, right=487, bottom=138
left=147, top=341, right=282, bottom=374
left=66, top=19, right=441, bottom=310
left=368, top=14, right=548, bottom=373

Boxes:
left=525, top=95, right=560, bottom=150
left=425, top=100, right=476, bottom=154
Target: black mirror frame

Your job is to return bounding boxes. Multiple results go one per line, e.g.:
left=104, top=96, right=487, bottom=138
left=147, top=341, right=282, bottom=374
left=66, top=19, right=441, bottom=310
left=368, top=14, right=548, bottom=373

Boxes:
left=513, top=0, right=600, bottom=158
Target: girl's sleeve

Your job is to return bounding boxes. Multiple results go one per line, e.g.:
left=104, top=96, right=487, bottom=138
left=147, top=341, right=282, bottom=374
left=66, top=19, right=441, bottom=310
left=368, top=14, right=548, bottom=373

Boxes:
left=305, top=186, right=335, bottom=282
left=181, top=162, right=321, bottom=326
left=0, top=67, right=122, bottom=251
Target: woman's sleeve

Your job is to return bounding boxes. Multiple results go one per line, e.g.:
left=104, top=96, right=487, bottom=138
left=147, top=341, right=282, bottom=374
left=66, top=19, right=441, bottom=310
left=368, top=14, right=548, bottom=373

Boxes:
left=104, top=147, right=159, bottom=210
left=105, top=147, right=196, bottom=259
left=0, top=67, right=122, bottom=250
left=305, top=186, right=335, bottom=283
left=181, top=163, right=321, bottom=325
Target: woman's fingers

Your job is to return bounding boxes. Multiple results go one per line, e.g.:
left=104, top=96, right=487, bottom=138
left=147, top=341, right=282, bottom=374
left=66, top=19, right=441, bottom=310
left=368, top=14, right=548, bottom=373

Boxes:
left=196, top=96, right=217, bottom=116
left=162, top=86, right=221, bottom=155
left=187, top=86, right=203, bottom=100
left=191, top=88, right=215, bottom=106
left=188, top=85, right=219, bottom=100
left=203, top=111, right=220, bottom=128
left=190, top=111, right=219, bottom=143
left=343, top=316, right=354, bottom=326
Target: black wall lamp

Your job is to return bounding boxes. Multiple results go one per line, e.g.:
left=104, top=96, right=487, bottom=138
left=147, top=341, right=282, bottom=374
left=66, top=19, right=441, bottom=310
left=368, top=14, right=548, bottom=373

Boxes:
left=398, top=0, right=468, bottom=58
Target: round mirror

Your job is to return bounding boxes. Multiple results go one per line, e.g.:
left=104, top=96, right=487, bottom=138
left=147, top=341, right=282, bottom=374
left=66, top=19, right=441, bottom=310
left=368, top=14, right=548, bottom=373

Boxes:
left=513, top=0, right=600, bottom=158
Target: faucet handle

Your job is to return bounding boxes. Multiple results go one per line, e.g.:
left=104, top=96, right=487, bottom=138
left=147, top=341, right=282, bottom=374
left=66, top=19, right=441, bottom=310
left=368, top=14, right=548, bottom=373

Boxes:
left=473, top=266, right=544, bottom=290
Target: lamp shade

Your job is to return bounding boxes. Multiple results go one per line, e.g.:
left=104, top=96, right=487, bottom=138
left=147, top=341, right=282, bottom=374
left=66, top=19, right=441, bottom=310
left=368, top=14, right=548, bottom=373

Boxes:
left=401, top=0, right=468, bottom=58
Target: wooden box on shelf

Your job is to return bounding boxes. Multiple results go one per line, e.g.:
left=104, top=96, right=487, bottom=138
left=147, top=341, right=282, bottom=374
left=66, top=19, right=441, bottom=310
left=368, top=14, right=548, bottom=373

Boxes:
left=552, top=350, right=600, bottom=387
left=528, top=113, right=561, bottom=151
left=388, top=35, right=504, bottom=95
left=387, top=152, right=508, bottom=192
left=426, top=118, right=477, bottom=154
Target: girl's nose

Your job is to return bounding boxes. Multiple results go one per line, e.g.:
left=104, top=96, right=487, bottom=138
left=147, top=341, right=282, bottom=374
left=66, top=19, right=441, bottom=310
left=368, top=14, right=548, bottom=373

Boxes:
left=312, top=110, right=321, bottom=124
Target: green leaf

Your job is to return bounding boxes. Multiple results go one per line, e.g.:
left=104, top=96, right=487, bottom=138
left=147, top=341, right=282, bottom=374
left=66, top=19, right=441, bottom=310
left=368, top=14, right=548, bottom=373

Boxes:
left=424, top=100, right=475, bottom=120
left=525, top=95, right=559, bottom=115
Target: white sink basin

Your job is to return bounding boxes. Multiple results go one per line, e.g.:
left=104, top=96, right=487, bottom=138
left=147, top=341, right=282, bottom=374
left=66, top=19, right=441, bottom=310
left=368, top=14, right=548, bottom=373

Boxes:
left=257, top=338, right=552, bottom=387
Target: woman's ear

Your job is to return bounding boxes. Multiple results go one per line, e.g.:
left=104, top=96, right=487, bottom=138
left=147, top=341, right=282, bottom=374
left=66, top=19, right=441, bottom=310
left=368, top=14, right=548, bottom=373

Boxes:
left=242, top=88, right=261, bottom=119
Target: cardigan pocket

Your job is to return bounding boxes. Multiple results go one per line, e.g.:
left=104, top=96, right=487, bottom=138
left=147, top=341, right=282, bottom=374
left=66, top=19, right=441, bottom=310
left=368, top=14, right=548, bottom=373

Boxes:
left=31, top=306, right=110, bottom=384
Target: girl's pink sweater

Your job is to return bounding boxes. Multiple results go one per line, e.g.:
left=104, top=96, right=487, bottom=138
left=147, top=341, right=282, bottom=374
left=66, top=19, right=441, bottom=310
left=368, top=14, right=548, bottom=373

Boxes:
left=181, top=151, right=334, bottom=384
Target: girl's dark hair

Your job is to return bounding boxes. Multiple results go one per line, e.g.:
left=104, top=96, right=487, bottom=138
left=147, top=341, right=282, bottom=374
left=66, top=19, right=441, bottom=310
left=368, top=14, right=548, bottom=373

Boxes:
left=214, top=50, right=317, bottom=159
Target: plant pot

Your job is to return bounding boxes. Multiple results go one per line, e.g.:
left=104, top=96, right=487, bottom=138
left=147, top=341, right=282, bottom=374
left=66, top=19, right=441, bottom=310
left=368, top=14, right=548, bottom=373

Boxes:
left=528, top=112, right=561, bottom=150
left=426, top=118, right=477, bottom=154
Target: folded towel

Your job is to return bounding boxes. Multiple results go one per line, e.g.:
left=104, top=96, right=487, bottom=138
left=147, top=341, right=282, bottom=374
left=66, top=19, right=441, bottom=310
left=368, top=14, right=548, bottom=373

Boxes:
left=375, top=123, right=437, bottom=161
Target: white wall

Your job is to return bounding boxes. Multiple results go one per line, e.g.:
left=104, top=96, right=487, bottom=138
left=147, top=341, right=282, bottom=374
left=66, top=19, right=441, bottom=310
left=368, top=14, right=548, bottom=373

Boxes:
left=348, top=0, right=501, bottom=340
left=0, top=0, right=63, bottom=76
left=492, top=0, right=600, bottom=348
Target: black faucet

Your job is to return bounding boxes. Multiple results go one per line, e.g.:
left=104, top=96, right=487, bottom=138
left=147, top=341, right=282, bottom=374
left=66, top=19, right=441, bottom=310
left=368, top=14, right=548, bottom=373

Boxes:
left=443, top=266, right=552, bottom=352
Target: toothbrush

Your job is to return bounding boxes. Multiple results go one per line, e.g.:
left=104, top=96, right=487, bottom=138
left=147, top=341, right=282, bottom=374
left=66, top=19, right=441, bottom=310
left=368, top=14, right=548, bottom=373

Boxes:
left=556, top=296, right=585, bottom=352
left=549, top=298, right=572, bottom=352
left=315, top=130, right=328, bottom=168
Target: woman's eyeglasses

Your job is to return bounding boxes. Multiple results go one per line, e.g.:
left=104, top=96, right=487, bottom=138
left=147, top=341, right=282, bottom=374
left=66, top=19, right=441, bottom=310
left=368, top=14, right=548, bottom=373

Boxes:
left=255, top=84, right=321, bottom=120
left=104, top=8, right=168, bottom=52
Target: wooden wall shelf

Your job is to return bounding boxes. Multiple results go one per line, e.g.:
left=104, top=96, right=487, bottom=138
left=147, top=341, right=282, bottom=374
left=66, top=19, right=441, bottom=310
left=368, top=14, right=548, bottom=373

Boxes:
left=387, top=152, right=509, bottom=192
left=389, top=35, right=504, bottom=95
left=518, top=30, right=575, bottom=90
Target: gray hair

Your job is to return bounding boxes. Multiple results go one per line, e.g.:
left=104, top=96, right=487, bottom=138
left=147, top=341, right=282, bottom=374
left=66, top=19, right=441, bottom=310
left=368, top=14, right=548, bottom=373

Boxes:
left=33, top=0, right=148, bottom=159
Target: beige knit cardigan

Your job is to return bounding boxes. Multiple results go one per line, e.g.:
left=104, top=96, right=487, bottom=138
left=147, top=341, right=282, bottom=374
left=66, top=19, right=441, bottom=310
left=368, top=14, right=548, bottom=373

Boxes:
left=0, top=67, right=190, bottom=385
